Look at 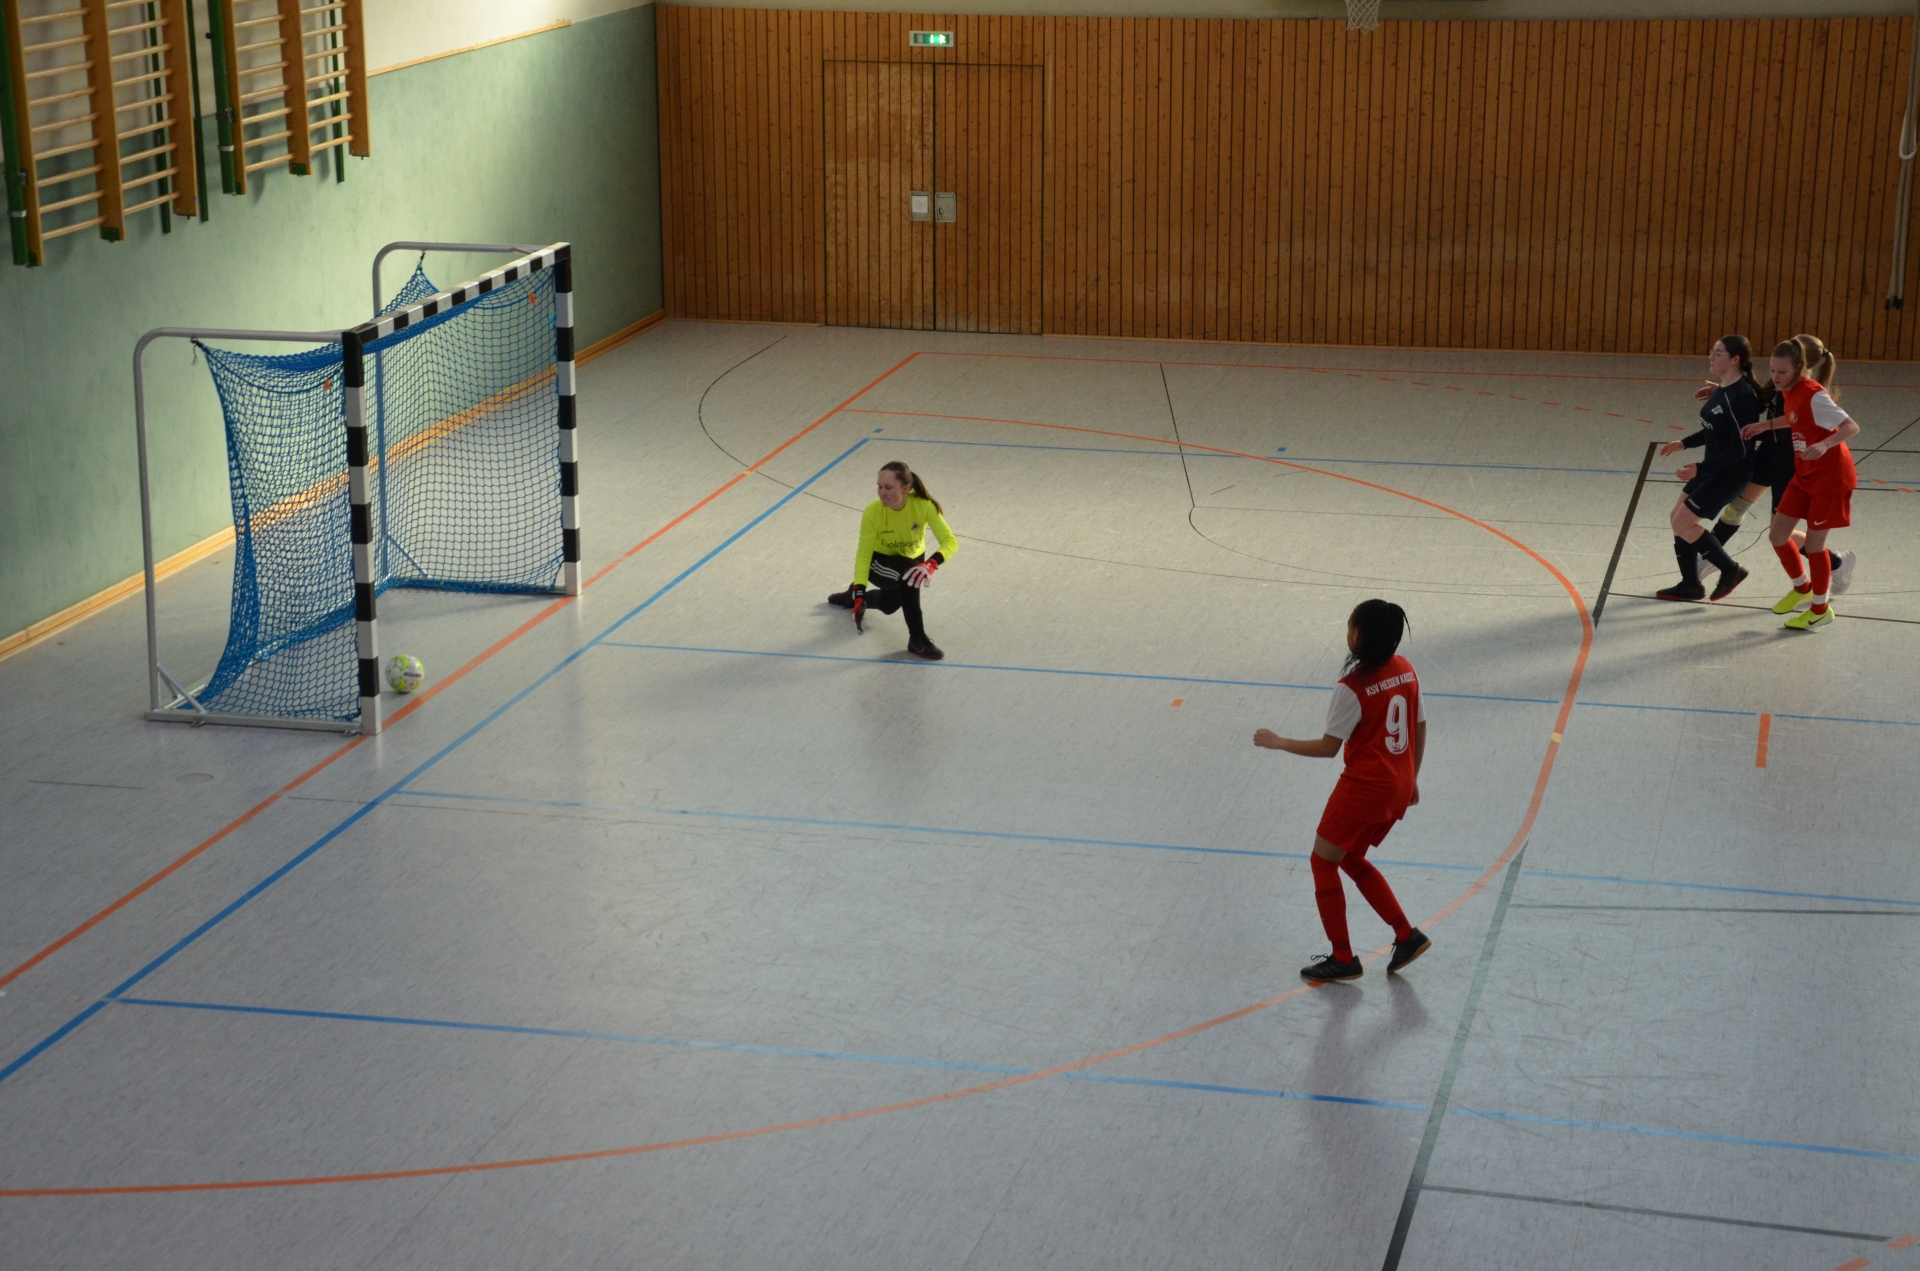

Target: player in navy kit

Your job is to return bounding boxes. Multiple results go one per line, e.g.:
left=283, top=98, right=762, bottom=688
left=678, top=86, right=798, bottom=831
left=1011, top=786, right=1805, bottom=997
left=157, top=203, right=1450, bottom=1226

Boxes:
left=1655, top=336, right=1761, bottom=601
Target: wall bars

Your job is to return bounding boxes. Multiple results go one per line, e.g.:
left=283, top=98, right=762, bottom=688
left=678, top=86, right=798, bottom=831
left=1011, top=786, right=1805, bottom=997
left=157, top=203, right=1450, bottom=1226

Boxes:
left=1, top=0, right=371, bottom=265
left=207, top=0, right=367, bottom=195
left=1, top=0, right=202, bottom=266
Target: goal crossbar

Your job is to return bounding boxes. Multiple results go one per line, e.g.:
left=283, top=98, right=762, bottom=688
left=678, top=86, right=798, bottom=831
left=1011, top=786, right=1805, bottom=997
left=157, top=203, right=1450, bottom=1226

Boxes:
left=133, top=241, right=578, bottom=736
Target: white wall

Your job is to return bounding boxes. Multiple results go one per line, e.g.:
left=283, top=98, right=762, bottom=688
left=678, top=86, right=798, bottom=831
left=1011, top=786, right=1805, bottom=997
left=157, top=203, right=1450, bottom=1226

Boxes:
left=363, top=0, right=654, bottom=72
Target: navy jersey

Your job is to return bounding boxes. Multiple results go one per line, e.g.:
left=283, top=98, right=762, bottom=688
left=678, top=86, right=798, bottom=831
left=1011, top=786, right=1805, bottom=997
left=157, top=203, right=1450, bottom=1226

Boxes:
left=1683, top=378, right=1762, bottom=477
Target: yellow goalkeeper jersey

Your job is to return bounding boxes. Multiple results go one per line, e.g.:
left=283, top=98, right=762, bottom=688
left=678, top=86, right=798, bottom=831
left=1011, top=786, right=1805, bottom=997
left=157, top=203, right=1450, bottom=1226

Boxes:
left=853, top=496, right=958, bottom=586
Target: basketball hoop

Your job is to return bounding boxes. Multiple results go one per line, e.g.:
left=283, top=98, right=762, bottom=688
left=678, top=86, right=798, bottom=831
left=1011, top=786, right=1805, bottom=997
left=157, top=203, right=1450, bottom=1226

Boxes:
left=1346, top=0, right=1381, bottom=32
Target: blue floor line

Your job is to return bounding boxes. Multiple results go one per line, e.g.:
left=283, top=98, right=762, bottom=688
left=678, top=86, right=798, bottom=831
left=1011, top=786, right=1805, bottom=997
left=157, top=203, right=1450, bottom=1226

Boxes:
left=1445, top=1107, right=1920, bottom=1165
left=398, top=789, right=1338, bottom=864
left=1517, top=870, right=1920, bottom=908
left=0, top=438, right=874, bottom=1089
left=594, top=642, right=1920, bottom=729
left=394, top=789, right=1920, bottom=907
left=112, top=998, right=1025, bottom=1075
left=880, top=435, right=1642, bottom=477
left=108, top=996, right=1920, bottom=1167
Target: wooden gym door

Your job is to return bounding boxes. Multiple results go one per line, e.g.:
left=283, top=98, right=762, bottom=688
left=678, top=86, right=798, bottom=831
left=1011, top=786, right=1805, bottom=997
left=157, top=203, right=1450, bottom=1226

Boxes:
left=824, top=63, right=1041, bottom=334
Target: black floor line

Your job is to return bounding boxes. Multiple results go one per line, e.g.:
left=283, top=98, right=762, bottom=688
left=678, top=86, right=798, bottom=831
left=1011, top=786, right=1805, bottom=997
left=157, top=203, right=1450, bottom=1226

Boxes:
left=1512, top=903, right=1920, bottom=915
left=1592, top=443, right=1655, bottom=625
left=1419, top=1184, right=1890, bottom=1242
left=1380, top=847, right=1527, bottom=1271
left=1616, top=593, right=1920, bottom=625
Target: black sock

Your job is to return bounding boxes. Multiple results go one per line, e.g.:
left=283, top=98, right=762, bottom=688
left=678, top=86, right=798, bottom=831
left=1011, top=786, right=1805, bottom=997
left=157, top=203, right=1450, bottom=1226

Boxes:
left=1711, top=520, right=1738, bottom=546
left=1695, top=533, right=1737, bottom=573
left=1673, top=536, right=1699, bottom=580
left=901, top=589, right=927, bottom=643
left=1828, top=549, right=1843, bottom=571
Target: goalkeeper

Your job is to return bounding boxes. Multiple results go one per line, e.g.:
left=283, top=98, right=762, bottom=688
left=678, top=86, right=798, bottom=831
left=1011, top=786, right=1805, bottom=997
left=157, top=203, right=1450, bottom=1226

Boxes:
left=827, top=460, right=957, bottom=661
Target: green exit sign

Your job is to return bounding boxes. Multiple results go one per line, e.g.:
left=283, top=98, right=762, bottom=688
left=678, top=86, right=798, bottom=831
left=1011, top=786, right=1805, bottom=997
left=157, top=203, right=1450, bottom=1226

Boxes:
left=909, top=31, right=953, bottom=47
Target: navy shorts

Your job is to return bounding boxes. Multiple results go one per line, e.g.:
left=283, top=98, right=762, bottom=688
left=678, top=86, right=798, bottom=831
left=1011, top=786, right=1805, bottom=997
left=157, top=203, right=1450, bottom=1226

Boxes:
left=1752, top=433, right=1796, bottom=509
left=1683, top=463, right=1755, bottom=519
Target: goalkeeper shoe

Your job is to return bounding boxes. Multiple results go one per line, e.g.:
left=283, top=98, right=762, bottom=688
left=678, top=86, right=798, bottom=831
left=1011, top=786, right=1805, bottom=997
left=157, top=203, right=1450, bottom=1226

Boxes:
left=1300, top=954, right=1363, bottom=982
left=1771, top=587, right=1813, bottom=615
left=1784, top=606, right=1833, bottom=632
left=907, top=636, right=945, bottom=661
left=1831, top=550, right=1857, bottom=596
left=828, top=589, right=856, bottom=608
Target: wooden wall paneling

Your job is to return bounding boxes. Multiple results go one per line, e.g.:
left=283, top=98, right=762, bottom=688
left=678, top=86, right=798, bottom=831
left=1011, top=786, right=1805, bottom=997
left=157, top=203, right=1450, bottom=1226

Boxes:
left=656, top=9, right=1916, bottom=355
left=1846, top=20, right=1880, bottom=354
left=826, top=60, right=932, bottom=330
left=1826, top=20, right=1866, bottom=347
left=933, top=63, right=1041, bottom=334
left=1871, top=19, right=1910, bottom=357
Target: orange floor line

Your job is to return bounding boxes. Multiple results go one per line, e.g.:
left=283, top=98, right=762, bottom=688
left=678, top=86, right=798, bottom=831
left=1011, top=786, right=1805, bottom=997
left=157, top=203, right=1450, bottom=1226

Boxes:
left=1756, top=713, right=1772, bottom=768
left=0, top=350, right=922, bottom=992
left=0, top=363, right=1597, bottom=1197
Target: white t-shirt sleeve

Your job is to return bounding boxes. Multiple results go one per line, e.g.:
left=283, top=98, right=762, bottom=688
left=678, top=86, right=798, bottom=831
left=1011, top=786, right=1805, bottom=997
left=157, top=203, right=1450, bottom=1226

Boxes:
left=1324, top=684, right=1362, bottom=739
left=1417, top=691, right=1428, bottom=724
left=1809, top=390, right=1849, bottom=432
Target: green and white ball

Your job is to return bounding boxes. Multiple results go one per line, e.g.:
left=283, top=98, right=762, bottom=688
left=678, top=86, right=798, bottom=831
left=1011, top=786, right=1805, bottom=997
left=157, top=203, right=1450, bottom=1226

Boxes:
left=386, top=654, right=425, bottom=695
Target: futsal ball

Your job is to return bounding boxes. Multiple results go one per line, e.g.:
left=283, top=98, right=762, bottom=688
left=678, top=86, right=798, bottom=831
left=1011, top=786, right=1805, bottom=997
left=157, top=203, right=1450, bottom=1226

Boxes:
left=386, top=654, right=425, bottom=695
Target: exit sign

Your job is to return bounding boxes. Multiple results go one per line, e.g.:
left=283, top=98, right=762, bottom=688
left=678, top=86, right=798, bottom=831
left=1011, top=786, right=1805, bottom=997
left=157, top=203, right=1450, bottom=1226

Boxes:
left=909, top=31, right=953, bottom=47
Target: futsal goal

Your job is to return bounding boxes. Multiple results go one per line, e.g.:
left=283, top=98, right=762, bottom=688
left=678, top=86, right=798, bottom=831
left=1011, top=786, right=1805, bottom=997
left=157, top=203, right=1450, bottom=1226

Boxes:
left=133, top=241, right=579, bottom=736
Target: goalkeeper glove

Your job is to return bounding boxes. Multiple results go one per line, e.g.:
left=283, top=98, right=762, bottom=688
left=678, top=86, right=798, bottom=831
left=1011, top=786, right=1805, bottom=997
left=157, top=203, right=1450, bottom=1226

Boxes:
left=903, top=556, right=942, bottom=589
left=851, top=584, right=866, bottom=631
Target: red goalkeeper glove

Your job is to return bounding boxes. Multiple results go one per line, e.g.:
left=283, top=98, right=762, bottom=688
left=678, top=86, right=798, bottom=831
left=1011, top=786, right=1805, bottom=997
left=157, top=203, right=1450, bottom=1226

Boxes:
left=850, top=584, right=866, bottom=631
left=904, top=556, right=941, bottom=589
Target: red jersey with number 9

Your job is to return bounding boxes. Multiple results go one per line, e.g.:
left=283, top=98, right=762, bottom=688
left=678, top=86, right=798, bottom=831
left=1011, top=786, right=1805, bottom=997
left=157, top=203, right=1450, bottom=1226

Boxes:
left=1326, top=655, right=1424, bottom=815
left=1779, top=378, right=1857, bottom=496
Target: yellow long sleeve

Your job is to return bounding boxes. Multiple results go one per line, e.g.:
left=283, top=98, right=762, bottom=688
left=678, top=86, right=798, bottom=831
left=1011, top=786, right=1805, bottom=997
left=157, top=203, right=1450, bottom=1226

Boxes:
left=852, top=497, right=957, bottom=586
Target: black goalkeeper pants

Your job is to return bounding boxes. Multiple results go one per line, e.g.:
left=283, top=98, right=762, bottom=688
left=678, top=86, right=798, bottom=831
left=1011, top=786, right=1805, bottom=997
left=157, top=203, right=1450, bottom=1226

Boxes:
left=865, top=553, right=929, bottom=642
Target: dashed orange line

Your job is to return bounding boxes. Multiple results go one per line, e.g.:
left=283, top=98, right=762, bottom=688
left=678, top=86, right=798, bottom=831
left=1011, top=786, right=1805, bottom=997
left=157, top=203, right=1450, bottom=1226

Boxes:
left=1606, top=411, right=1623, bottom=417
left=1170, top=698, right=1184, bottom=707
left=1755, top=714, right=1771, bottom=767
left=1510, top=395, right=1529, bottom=401
left=1541, top=401, right=1559, bottom=406
left=1889, top=1234, right=1918, bottom=1250
left=1837, top=1258, right=1871, bottom=1271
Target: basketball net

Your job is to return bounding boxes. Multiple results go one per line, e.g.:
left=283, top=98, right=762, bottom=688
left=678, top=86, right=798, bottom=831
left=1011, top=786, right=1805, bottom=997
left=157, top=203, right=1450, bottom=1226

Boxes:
left=1346, top=0, right=1381, bottom=31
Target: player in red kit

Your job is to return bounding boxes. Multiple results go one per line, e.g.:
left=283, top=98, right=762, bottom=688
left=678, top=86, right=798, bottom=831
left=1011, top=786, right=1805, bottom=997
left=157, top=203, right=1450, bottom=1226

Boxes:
left=1741, top=334, right=1861, bottom=631
left=1255, top=599, right=1432, bottom=982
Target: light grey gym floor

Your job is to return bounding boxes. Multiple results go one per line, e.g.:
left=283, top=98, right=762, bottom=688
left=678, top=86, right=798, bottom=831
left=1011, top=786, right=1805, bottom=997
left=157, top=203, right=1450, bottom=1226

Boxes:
left=2, top=323, right=1917, bottom=1270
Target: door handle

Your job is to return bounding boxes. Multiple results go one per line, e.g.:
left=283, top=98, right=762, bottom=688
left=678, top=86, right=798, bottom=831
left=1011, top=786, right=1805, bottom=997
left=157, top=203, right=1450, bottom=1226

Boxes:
left=910, top=191, right=931, bottom=221
left=934, top=192, right=957, bottom=223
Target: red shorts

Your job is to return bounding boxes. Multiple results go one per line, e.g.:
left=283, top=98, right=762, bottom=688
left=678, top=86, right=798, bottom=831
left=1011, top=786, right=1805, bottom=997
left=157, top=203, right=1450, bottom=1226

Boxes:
left=1317, top=784, right=1407, bottom=854
left=1777, top=478, right=1852, bottom=531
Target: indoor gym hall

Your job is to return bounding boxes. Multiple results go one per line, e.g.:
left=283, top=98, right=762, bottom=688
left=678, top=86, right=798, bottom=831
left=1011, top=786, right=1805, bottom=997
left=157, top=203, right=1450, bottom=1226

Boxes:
left=4, top=1, right=1920, bottom=1268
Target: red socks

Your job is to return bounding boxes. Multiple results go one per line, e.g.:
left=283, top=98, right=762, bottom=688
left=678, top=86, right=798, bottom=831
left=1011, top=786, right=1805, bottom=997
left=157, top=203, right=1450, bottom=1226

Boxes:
left=1809, top=551, right=1832, bottom=613
left=1312, top=851, right=1414, bottom=961
left=1773, top=541, right=1808, bottom=586
left=1342, top=857, right=1414, bottom=942
left=1311, top=854, right=1352, bottom=960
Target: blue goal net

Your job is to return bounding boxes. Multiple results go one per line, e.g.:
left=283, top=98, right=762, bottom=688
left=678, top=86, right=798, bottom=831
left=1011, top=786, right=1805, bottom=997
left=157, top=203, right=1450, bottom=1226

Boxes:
left=190, top=261, right=563, bottom=724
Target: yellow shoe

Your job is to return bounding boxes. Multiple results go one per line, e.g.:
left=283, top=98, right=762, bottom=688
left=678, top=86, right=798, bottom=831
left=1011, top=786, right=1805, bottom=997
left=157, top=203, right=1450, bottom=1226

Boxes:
left=1784, top=606, right=1833, bottom=631
left=1772, top=587, right=1812, bottom=615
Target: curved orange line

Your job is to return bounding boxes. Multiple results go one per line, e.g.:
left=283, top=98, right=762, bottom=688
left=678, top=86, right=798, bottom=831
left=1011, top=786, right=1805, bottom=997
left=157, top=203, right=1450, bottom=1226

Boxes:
left=0, top=353, right=926, bottom=993
left=0, top=394, right=1595, bottom=1198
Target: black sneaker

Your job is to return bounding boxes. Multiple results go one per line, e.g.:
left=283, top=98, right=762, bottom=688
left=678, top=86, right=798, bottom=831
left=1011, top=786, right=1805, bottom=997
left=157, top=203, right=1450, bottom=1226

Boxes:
left=1300, top=954, right=1363, bottom=982
left=1655, top=579, right=1705, bottom=601
left=907, top=636, right=945, bottom=661
left=827, top=590, right=855, bottom=609
left=1388, top=929, right=1432, bottom=973
left=1709, top=564, right=1750, bottom=602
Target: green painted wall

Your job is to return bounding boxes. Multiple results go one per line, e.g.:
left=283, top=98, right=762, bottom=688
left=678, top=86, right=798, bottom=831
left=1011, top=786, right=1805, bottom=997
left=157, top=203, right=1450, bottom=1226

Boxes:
left=0, top=5, right=661, bottom=642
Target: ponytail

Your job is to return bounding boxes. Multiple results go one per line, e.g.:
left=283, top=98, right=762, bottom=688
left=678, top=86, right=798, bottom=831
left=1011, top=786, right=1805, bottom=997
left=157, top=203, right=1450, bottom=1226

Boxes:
left=1718, top=334, right=1771, bottom=405
left=880, top=459, right=942, bottom=515
left=1793, top=333, right=1837, bottom=401
left=1344, top=598, right=1409, bottom=673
